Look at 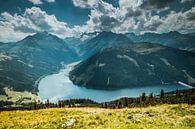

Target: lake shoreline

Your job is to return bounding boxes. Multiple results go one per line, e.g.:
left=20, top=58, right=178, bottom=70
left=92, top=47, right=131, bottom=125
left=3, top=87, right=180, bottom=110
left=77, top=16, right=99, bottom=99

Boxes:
left=38, top=62, right=191, bottom=103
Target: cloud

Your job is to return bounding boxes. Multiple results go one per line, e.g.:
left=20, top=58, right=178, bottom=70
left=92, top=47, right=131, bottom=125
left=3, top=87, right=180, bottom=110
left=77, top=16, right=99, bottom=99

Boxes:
left=1, top=0, right=195, bottom=42
left=0, top=7, right=72, bottom=42
left=72, top=0, right=121, bottom=33
left=158, top=7, right=195, bottom=34
left=72, top=0, right=98, bottom=8
left=29, top=0, right=42, bottom=5
left=29, top=0, right=55, bottom=5
left=72, top=0, right=195, bottom=36
left=186, top=8, right=195, bottom=20
left=119, top=0, right=143, bottom=10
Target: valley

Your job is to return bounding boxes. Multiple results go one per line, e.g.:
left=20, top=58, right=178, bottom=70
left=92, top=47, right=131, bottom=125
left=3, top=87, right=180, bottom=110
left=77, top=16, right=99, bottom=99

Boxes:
left=0, top=31, right=195, bottom=107
left=38, top=61, right=189, bottom=102
left=1, top=1, right=195, bottom=128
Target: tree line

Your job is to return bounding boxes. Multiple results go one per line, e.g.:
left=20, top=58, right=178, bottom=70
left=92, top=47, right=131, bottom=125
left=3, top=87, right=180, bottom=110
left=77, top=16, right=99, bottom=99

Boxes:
left=0, top=88, right=194, bottom=111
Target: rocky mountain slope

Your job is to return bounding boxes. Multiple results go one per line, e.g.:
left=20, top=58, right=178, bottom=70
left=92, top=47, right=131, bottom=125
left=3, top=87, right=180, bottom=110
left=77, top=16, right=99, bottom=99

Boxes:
left=0, top=32, right=77, bottom=94
left=69, top=43, right=195, bottom=90
left=79, top=31, right=131, bottom=59
left=126, top=31, right=195, bottom=52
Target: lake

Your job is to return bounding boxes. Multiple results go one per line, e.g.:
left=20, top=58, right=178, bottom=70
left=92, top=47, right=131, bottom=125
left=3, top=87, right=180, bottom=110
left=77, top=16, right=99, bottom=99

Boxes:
left=38, top=62, right=190, bottom=103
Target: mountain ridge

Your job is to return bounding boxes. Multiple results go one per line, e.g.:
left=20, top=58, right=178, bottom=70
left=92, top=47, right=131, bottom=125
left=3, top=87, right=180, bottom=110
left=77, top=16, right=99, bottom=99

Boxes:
left=79, top=31, right=132, bottom=59
left=69, top=42, right=195, bottom=90
left=126, top=31, right=195, bottom=52
left=0, top=32, right=78, bottom=94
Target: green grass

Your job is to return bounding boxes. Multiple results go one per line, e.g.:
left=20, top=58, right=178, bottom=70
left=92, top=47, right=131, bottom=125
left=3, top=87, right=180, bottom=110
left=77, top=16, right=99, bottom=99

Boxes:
left=0, top=104, right=195, bottom=129
left=0, top=87, right=39, bottom=103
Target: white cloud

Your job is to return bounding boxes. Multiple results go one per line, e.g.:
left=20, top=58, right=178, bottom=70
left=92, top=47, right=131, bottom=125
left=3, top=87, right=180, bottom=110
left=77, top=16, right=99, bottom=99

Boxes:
left=29, top=0, right=43, bottom=5
left=72, top=0, right=123, bottom=34
left=119, top=0, right=143, bottom=10
left=0, top=0, right=195, bottom=42
left=158, top=7, right=195, bottom=34
left=0, top=23, right=32, bottom=43
left=72, top=0, right=98, bottom=9
left=0, top=7, right=72, bottom=42
left=29, top=0, right=55, bottom=5
left=74, top=0, right=195, bottom=35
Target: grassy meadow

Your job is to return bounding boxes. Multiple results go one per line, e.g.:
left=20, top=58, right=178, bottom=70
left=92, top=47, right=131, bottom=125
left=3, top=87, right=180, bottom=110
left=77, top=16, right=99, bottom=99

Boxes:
left=0, top=104, right=194, bottom=129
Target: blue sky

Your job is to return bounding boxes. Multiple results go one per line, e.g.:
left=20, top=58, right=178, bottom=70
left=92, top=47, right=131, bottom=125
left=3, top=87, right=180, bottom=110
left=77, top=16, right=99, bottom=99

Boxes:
left=0, top=0, right=195, bottom=42
left=0, top=0, right=91, bottom=26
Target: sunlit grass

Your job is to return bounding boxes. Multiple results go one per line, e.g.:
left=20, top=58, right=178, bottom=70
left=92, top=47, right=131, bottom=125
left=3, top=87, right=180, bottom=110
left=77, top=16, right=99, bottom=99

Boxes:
left=0, top=104, right=194, bottom=129
left=0, top=87, right=39, bottom=103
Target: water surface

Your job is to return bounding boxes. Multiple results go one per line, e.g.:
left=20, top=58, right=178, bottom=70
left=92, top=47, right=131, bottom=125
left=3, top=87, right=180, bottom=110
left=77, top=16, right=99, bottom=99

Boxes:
left=38, top=63, right=189, bottom=102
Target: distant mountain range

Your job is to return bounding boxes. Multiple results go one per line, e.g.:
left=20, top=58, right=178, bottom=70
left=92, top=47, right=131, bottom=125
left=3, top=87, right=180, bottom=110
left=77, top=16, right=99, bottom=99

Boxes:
left=126, top=31, right=195, bottom=52
left=69, top=42, right=195, bottom=90
left=0, top=32, right=77, bottom=94
left=0, top=31, right=195, bottom=94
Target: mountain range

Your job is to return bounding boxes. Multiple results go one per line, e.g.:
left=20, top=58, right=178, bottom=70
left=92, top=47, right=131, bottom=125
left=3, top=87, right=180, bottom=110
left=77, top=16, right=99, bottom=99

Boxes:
left=0, top=31, right=195, bottom=94
left=126, top=31, right=195, bottom=52
left=69, top=42, right=195, bottom=90
left=0, top=32, right=77, bottom=94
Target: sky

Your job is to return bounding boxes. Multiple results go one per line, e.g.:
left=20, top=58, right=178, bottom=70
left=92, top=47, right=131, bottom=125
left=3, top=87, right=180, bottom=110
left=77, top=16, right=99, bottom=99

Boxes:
left=0, top=0, right=195, bottom=42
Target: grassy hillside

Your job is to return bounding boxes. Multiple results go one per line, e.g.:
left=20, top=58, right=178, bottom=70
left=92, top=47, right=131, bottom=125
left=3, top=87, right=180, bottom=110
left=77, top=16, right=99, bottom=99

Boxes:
left=0, top=104, right=194, bottom=129
left=0, top=87, right=39, bottom=103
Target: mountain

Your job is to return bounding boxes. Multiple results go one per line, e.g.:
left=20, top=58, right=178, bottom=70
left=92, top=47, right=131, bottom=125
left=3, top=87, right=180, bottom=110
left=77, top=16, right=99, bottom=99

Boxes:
left=188, top=32, right=195, bottom=37
left=79, top=31, right=131, bottom=59
left=0, top=42, right=8, bottom=47
left=64, top=32, right=99, bottom=57
left=0, top=32, right=77, bottom=94
left=126, top=31, right=195, bottom=52
left=69, top=43, right=195, bottom=90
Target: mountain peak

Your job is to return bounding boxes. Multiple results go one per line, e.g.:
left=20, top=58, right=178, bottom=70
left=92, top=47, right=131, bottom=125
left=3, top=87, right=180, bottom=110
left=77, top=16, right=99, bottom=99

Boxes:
left=99, top=31, right=118, bottom=36
left=34, top=31, right=50, bottom=38
left=21, top=31, right=59, bottom=43
left=167, top=31, right=181, bottom=35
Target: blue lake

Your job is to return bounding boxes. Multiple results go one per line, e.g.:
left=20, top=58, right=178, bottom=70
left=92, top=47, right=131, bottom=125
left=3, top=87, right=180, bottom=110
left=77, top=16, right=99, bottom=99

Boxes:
left=38, top=63, right=190, bottom=103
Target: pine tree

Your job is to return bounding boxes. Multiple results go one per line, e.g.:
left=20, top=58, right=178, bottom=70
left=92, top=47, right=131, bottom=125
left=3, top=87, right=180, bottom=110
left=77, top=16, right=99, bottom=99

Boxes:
left=61, top=101, right=65, bottom=107
left=124, top=98, right=128, bottom=107
left=141, top=92, right=146, bottom=101
left=160, top=89, right=165, bottom=99
left=45, top=99, right=50, bottom=108
left=68, top=103, right=71, bottom=108
left=149, top=92, right=154, bottom=99
left=176, top=89, right=180, bottom=97
left=33, top=101, right=38, bottom=110
left=191, top=88, right=195, bottom=94
left=104, top=102, right=108, bottom=108
left=58, top=100, right=62, bottom=108
left=117, top=101, right=122, bottom=108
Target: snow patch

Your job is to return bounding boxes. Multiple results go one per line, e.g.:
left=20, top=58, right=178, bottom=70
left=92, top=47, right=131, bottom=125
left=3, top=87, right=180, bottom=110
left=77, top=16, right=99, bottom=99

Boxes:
left=99, top=63, right=106, bottom=67
left=134, top=46, right=163, bottom=55
left=17, top=60, right=33, bottom=68
left=107, top=77, right=110, bottom=85
left=178, top=81, right=193, bottom=89
left=182, top=70, right=195, bottom=84
left=160, top=58, right=172, bottom=66
left=117, top=54, right=139, bottom=67
left=0, top=53, right=12, bottom=61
